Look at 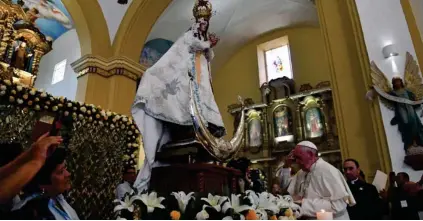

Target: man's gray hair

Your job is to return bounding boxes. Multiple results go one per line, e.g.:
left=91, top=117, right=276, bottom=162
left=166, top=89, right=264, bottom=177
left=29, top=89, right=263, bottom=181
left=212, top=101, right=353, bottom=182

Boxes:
left=299, top=145, right=318, bottom=156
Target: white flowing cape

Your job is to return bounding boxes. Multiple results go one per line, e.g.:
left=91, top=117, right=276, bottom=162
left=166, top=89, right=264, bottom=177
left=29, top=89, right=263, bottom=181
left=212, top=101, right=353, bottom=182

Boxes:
left=133, top=30, right=224, bottom=128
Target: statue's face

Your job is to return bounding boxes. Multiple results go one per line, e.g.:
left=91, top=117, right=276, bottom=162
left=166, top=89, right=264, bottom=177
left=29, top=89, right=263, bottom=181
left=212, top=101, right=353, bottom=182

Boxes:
left=20, top=42, right=26, bottom=48
left=393, top=79, right=403, bottom=89
left=199, top=19, right=208, bottom=32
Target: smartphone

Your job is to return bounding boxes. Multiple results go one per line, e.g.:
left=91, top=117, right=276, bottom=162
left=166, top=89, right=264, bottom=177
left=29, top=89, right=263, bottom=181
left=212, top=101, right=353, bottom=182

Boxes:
left=31, top=113, right=61, bottom=141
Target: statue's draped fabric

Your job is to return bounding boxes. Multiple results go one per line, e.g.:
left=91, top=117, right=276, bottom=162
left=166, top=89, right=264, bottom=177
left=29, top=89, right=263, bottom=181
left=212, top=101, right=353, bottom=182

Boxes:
left=132, top=28, right=224, bottom=191
left=133, top=30, right=224, bottom=128
left=390, top=89, right=423, bottom=150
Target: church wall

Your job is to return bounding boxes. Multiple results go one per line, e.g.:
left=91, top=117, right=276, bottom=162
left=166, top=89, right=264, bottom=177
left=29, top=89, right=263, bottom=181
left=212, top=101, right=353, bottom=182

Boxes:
left=35, top=29, right=81, bottom=100
left=213, top=26, right=330, bottom=138
left=409, top=0, right=423, bottom=43
left=356, top=0, right=421, bottom=181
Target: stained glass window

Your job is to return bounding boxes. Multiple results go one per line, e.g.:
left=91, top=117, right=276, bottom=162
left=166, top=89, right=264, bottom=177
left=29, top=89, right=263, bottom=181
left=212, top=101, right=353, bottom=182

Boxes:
left=265, top=45, right=293, bottom=81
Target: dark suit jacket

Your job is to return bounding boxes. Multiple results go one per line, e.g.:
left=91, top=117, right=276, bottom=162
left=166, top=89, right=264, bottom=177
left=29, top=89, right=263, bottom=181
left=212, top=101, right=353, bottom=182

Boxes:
left=347, top=179, right=384, bottom=220
left=389, top=187, right=420, bottom=220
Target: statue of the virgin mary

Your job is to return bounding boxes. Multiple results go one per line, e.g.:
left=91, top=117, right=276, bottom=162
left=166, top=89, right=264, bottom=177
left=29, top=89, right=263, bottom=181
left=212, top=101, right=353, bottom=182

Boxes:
left=132, top=0, right=225, bottom=191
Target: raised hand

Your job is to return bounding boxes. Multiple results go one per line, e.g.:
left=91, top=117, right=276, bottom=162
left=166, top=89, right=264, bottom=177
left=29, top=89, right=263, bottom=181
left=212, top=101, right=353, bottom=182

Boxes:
left=30, top=133, right=63, bottom=162
left=209, top=33, right=219, bottom=48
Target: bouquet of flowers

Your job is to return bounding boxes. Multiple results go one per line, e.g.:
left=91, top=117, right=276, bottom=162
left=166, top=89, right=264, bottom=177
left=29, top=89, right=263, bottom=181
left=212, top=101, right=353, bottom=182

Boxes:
left=113, top=190, right=301, bottom=220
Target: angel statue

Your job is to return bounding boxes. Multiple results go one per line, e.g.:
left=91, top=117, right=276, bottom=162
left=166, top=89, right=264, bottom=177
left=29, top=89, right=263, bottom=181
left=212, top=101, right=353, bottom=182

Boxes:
left=131, top=0, right=245, bottom=192
left=368, top=52, right=423, bottom=151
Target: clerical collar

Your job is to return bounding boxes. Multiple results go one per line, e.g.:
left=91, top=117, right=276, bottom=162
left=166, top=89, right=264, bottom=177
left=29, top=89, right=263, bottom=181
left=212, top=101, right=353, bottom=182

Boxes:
left=350, top=178, right=359, bottom=184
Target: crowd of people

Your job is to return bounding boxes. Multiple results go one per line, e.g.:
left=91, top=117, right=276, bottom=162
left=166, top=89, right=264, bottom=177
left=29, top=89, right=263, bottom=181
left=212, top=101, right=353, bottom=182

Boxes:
left=2, top=132, right=423, bottom=220
left=272, top=141, right=423, bottom=220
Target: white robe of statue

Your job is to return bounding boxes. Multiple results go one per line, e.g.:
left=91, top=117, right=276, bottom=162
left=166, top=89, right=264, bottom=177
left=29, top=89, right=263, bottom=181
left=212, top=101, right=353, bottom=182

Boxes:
left=287, top=158, right=356, bottom=220
left=132, top=24, right=224, bottom=192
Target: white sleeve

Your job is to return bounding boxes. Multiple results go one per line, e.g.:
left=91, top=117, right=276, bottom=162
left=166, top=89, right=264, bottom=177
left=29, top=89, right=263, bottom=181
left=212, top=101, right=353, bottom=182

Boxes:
left=301, top=198, right=347, bottom=218
left=116, top=184, right=125, bottom=200
left=279, top=168, right=291, bottom=189
left=205, top=48, right=214, bottom=61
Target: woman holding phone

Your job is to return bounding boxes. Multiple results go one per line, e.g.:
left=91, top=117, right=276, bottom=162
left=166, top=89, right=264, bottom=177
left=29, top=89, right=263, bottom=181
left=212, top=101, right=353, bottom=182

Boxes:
left=0, top=133, right=62, bottom=204
left=11, top=147, right=79, bottom=220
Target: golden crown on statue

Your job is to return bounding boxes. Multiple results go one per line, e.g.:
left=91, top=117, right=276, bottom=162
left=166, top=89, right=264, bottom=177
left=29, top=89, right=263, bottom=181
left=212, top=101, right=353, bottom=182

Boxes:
left=193, top=0, right=213, bottom=21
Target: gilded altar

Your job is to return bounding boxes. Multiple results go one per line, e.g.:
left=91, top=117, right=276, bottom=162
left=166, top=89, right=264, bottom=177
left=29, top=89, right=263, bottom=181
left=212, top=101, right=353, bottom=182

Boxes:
left=0, top=0, right=52, bottom=87
left=228, top=79, right=342, bottom=189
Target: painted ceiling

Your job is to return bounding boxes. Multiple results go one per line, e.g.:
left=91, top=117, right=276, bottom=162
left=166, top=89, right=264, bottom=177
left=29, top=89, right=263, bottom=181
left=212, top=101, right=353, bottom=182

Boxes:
left=13, top=0, right=73, bottom=41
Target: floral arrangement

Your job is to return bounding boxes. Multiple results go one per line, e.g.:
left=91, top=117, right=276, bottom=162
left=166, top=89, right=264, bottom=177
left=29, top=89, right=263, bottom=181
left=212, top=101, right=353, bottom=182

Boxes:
left=0, top=78, right=141, bottom=167
left=114, top=191, right=301, bottom=220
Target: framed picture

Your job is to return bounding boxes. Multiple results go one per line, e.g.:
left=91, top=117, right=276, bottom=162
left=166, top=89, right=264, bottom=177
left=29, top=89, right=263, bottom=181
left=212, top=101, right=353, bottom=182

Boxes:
left=246, top=109, right=263, bottom=149
left=299, top=96, right=327, bottom=142
left=269, top=98, right=296, bottom=147
left=304, top=107, right=324, bottom=139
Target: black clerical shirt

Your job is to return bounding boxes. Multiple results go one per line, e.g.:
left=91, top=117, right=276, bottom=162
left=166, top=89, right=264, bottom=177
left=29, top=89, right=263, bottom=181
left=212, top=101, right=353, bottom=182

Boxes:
left=347, top=179, right=384, bottom=220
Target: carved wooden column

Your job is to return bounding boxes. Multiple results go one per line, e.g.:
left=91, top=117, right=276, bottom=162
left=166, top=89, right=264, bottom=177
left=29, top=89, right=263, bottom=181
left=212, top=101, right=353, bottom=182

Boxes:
left=31, top=48, right=43, bottom=75
left=316, top=0, right=391, bottom=175
left=0, top=17, right=14, bottom=61
left=71, top=55, right=145, bottom=115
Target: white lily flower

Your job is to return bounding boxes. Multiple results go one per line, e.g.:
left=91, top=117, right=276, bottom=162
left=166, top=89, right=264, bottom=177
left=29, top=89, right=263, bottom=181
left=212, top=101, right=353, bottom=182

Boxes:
left=245, top=190, right=259, bottom=209
left=222, top=194, right=252, bottom=214
left=171, top=191, right=195, bottom=214
left=255, top=209, right=268, bottom=220
left=196, top=209, right=209, bottom=220
left=201, top=193, right=227, bottom=212
left=138, top=192, right=165, bottom=213
left=257, top=192, right=279, bottom=214
left=222, top=215, right=245, bottom=220
left=113, top=195, right=136, bottom=213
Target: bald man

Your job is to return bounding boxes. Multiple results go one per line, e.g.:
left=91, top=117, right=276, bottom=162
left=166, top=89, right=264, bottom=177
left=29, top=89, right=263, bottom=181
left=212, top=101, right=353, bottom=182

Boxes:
left=286, top=141, right=355, bottom=220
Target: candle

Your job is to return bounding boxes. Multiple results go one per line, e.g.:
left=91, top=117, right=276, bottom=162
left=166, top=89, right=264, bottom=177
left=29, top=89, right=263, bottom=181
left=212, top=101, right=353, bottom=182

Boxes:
left=316, top=209, right=333, bottom=220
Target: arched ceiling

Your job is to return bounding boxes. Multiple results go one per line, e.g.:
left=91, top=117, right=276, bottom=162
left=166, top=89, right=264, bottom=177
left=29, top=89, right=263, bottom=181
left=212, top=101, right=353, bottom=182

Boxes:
left=146, top=0, right=319, bottom=69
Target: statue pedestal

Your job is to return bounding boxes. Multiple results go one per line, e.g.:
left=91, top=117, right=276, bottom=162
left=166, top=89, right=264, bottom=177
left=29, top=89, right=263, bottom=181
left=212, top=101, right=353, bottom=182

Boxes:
left=149, top=163, right=241, bottom=195
left=405, top=147, right=423, bottom=170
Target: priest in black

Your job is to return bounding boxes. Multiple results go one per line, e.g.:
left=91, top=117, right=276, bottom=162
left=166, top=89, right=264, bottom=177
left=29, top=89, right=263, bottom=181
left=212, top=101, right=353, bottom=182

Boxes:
left=343, top=159, right=384, bottom=220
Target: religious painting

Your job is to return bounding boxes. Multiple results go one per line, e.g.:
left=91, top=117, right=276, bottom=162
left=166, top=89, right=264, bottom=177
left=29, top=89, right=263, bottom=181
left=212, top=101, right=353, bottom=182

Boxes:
left=270, top=99, right=295, bottom=144
left=12, top=0, right=74, bottom=40
left=274, top=107, right=291, bottom=137
left=265, top=45, right=293, bottom=81
left=246, top=109, right=263, bottom=153
left=304, top=107, right=324, bottom=139
left=139, top=38, right=174, bottom=68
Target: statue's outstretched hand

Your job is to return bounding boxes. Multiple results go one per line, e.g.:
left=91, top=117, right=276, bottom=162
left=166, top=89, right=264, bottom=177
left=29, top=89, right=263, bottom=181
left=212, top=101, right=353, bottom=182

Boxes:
left=209, top=33, right=219, bottom=48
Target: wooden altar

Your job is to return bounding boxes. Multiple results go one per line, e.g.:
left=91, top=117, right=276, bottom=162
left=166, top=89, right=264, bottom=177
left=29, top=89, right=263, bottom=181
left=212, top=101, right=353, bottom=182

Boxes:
left=228, top=79, right=342, bottom=190
left=150, top=163, right=242, bottom=195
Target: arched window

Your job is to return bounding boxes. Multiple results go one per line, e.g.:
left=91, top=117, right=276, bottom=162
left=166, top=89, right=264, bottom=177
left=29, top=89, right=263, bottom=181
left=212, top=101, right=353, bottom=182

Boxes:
left=257, top=36, right=293, bottom=86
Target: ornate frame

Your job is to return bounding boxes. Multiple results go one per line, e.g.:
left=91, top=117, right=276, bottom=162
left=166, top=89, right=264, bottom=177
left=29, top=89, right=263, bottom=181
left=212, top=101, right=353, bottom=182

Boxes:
left=298, top=96, right=329, bottom=144
left=244, top=108, right=267, bottom=154
left=268, top=98, right=296, bottom=151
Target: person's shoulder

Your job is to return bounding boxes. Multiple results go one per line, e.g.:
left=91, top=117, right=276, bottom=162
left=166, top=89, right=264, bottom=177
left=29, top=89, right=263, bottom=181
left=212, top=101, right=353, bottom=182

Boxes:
left=362, top=182, right=378, bottom=191
left=315, top=159, right=338, bottom=173
left=117, top=182, right=127, bottom=188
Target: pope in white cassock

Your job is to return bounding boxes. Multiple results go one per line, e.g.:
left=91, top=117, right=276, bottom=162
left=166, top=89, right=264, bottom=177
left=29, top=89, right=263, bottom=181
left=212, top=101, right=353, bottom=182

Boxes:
left=131, top=0, right=224, bottom=192
left=280, top=141, right=356, bottom=220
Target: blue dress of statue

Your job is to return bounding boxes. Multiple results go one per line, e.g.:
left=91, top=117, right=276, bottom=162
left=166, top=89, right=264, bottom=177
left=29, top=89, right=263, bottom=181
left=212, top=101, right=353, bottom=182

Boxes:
left=389, top=78, right=423, bottom=150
